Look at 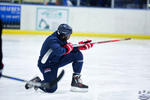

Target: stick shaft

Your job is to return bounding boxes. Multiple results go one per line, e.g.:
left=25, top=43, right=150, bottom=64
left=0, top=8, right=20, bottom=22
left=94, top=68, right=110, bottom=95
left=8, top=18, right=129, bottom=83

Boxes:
left=2, top=74, right=42, bottom=87
left=94, top=38, right=131, bottom=44
left=73, top=38, right=131, bottom=47
left=2, top=75, right=26, bottom=82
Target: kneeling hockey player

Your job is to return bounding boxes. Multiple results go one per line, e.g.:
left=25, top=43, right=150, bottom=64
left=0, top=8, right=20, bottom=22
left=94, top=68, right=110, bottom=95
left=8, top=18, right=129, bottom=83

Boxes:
left=25, top=24, right=93, bottom=93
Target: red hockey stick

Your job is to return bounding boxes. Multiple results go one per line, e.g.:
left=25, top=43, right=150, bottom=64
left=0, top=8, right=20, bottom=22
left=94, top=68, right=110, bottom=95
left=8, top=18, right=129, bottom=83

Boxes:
left=73, top=38, right=131, bottom=47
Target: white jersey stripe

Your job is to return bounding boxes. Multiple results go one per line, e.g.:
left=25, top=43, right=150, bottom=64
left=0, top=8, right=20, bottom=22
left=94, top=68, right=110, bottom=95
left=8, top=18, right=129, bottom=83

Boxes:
left=41, top=49, right=53, bottom=64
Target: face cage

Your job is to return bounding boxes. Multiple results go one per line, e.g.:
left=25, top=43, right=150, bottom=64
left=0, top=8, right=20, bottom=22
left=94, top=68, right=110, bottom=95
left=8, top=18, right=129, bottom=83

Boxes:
left=57, top=31, right=71, bottom=41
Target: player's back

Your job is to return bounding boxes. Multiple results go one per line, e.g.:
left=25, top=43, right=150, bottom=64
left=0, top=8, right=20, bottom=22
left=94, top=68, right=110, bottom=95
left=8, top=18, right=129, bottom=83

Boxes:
left=38, top=32, right=67, bottom=67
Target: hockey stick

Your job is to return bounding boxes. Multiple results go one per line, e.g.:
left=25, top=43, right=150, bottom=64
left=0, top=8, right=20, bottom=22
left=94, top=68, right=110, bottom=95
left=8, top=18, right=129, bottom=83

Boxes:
left=2, top=74, right=42, bottom=87
left=2, top=69, right=65, bottom=89
left=73, top=38, right=131, bottom=47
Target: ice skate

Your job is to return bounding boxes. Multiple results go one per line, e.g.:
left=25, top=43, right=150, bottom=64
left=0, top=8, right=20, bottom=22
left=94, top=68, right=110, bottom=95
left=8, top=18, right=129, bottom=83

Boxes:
left=71, top=73, right=88, bottom=92
left=25, top=76, right=41, bottom=90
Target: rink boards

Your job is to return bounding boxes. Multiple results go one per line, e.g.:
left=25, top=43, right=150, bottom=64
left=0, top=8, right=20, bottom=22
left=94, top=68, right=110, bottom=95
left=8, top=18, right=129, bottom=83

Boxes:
left=2, top=29, right=150, bottom=39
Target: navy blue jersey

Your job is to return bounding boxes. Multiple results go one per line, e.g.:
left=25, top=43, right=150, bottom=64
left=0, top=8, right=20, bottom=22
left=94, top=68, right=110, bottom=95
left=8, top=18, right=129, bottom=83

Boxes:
left=38, top=32, right=67, bottom=67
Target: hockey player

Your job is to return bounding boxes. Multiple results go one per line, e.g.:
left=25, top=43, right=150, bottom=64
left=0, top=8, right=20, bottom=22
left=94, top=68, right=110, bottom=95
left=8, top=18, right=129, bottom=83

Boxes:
left=25, top=24, right=93, bottom=93
left=0, top=19, right=4, bottom=78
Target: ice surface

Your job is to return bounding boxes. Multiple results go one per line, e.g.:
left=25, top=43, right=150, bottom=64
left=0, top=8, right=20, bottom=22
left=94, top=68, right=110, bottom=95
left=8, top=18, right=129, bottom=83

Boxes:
left=0, top=34, right=150, bottom=100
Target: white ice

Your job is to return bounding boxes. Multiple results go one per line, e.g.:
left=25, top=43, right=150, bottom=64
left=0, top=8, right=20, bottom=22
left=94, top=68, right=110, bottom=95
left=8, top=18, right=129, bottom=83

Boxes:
left=0, top=34, right=150, bottom=100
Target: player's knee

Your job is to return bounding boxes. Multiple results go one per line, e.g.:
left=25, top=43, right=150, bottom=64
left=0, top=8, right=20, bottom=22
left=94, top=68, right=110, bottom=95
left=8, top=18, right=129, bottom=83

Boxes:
left=76, top=51, right=83, bottom=60
left=46, top=88, right=57, bottom=93
left=44, top=86, right=57, bottom=93
left=40, top=84, right=57, bottom=93
left=71, top=50, right=83, bottom=60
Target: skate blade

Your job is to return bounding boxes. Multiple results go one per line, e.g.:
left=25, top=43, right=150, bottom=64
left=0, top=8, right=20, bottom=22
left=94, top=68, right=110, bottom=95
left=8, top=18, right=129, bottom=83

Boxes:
left=70, top=86, right=88, bottom=92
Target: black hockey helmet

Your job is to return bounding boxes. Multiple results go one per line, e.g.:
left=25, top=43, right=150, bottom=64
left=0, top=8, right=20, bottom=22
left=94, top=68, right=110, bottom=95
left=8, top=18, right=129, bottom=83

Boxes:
left=57, top=24, right=72, bottom=41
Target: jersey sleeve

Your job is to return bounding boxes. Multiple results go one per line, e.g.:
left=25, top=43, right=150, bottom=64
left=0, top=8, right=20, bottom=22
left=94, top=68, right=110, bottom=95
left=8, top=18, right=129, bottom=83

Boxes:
left=49, top=40, right=66, bottom=56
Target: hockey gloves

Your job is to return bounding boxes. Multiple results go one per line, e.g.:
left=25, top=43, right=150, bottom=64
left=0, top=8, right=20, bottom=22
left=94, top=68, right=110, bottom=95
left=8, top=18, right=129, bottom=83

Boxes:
left=64, top=40, right=93, bottom=55
left=0, top=63, right=4, bottom=78
left=78, top=40, right=93, bottom=50
left=64, top=43, right=73, bottom=55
